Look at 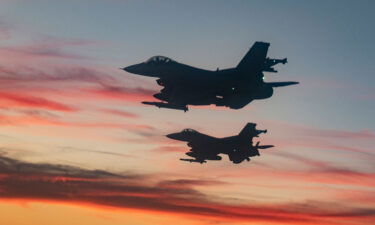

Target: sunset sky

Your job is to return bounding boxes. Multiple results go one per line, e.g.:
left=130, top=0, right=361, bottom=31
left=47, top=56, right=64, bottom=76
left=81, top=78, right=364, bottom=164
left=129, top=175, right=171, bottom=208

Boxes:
left=0, top=0, right=374, bottom=224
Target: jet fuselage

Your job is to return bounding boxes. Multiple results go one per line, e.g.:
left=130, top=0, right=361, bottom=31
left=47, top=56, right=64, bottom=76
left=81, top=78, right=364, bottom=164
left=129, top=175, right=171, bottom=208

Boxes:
left=166, top=131, right=253, bottom=155
left=125, top=60, right=275, bottom=108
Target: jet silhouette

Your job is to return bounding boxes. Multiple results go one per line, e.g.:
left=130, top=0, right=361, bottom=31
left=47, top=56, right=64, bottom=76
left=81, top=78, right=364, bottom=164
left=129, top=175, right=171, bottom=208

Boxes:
left=123, top=41, right=298, bottom=111
left=166, top=123, right=274, bottom=164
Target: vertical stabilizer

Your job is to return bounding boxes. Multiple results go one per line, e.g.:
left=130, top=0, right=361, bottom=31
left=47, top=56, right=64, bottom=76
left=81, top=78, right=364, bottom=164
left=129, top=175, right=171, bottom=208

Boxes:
left=236, top=42, right=270, bottom=72
left=238, top=123, right=257, bottom=137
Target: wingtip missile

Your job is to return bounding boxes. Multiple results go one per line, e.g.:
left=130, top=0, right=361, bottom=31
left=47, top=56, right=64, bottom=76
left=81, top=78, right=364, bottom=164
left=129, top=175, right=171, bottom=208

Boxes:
left=142, top=101, right=188, bottom=112
left=180, top=158, right=206, bottom=163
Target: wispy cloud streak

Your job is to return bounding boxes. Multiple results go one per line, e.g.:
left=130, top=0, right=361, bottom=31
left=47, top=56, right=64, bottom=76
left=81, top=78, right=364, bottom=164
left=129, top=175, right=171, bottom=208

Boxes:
left=0, top=91, right=76, bottom=112
left=0, top=155, right=374, bottom=225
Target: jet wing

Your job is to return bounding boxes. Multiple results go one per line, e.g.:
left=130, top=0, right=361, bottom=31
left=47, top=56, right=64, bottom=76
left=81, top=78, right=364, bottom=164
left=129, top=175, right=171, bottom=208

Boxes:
left=183, top=147, right=222, bottom=163
left=181, top=134, right=222, bottom=164
left=148, top=86, right=218, bottom=111
left=236, top=42, right=270, bottom=73
left=186, top=135, right=218, bottom=150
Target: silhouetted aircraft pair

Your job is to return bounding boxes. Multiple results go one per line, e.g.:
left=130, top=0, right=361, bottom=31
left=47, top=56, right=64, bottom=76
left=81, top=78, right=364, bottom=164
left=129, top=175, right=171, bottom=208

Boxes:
left=123, top=42, right=298, bottom=164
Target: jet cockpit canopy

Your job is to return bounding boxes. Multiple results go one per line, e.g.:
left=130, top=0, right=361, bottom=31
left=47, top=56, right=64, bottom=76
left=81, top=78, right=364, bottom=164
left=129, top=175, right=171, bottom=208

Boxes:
left=182, top=128, right=197, bottom=133
left=145, top=55, right=175, bottom=64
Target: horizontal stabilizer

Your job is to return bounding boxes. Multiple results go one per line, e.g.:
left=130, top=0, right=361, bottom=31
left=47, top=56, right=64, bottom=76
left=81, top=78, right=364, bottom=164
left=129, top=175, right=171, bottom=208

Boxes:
left=263, top=58, right=287, bottom=73
left=180, top=158, right=206, bottom=163
left=257, top=145, right=274, bottom=149
left=142, top=101, right=188, bottom=111
left=267, top=81, right=299, bottom=87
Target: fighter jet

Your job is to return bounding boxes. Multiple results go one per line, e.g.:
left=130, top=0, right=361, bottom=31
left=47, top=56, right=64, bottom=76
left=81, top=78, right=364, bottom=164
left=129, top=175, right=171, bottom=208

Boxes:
left=123, top=41, right=298, bottom=111
left=166, top=123, right=274, bottom=164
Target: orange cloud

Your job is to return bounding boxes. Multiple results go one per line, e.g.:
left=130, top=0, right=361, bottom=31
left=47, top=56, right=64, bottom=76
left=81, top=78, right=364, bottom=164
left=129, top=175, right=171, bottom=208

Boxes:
left=0, top=113, right=152, bottom=131
left=0, top=154, right=374, bottom=225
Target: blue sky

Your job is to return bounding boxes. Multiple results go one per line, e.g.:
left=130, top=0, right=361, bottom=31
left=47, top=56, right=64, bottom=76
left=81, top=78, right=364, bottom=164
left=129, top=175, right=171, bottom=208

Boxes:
left=2, top=0, right=374, bottom=130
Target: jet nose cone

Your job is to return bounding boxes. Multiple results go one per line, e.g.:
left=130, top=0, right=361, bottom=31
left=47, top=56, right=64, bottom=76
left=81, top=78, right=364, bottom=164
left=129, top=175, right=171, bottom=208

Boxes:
left=123, top=65, right=137, bottom=73
left=122, top=63, right=148, bottom=75
left=166, top=132, right=188, bottom=141
left=166, top=133, right=179, bottom=140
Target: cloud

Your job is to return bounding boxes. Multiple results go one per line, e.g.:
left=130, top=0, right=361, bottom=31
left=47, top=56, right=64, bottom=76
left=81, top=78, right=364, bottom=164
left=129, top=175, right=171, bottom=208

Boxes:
left=14, top=109, right=59, bottom=118
left=152, top=145, right=188, bottom=153
left=297, top=127, right=375, bottom=139
left=334, top=189, right=375, bottom=205
left=0, top=113, right=153, bottom=131
left=0, top=154, right=126, bottom=179
left=267, top=120, right=375, bottom=140
left=0, top=52, right=119, bottom=115
left=260, top=120, right=375, bottom=157
left=0, top=41, right=151, bottom=125
left=0, top=57, right=153, bottom=111
left=0, top=66, right=152, bottom=129
left=158, top=179, right=227, bottom=188
left=1, top=44, right=86, bottom=60
left=271, top=151, right=375, bottom=187
left=271, top=136, right=375, bottom=157
left=87, top=85, right=156, bottom=103
left=0, top=65, right=115, bottom=86
left=99, top=108, right=139, bottom=118
left=0, top=21, right=11, bottom=40
left=58, top=146, right=134, bottom=158
left=0, top=91, right=76, bottom=112
left=206, top=150, right=375, bottom=190
left=0, top=155, right=374, bottom=224
left=0, top=35, right=102, bottom=62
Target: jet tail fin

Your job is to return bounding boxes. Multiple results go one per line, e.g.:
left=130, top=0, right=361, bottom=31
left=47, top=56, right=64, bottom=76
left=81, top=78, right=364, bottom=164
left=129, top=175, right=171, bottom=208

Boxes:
left=237, top=42, right=270, bottom=72
left=238, top=123, right=257, bottom=137
left=267, top=81, right=299, bottom=87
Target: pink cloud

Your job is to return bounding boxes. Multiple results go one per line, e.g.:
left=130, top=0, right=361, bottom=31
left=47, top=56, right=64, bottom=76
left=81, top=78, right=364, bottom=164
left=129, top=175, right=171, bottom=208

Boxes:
left=0, top=113, right=152, bottom=131
left=86, top=85, right=156, bottom=103
left=99, top=108, right=139, bottom=118
left=265, top=120, right=375, bottom=140
left=0, top=21, right=10, bottom=40
left=0, top=35, right=103, bottom=63
left=0, top=91, right=76, bottom=112
left=269, top=136, right=374, bottom=157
